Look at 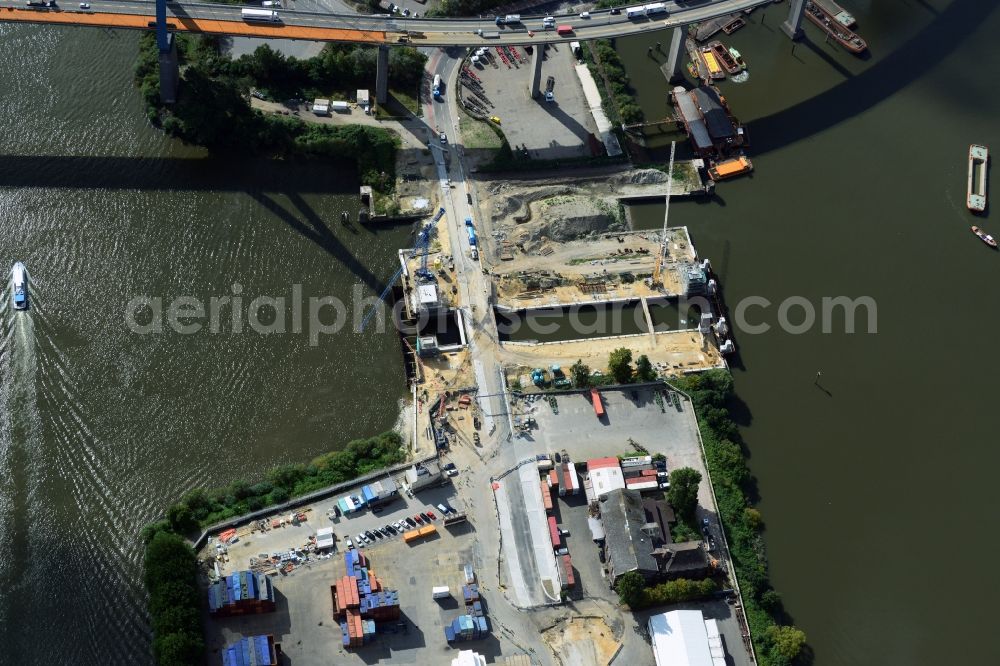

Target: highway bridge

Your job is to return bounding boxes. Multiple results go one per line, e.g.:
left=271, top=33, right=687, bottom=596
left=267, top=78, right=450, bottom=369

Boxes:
left=0, top=0, right=806, bottom=101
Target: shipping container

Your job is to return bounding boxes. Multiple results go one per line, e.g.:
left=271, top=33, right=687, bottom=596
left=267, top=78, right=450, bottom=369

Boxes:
left=548, top=516, right=561, bottom=548
left=403, top=529, right=421, bottom=542
left=418, top=524, right=437, bottom=537
left=541, top=481, right=553, bottom=512
left=432, top=586, right=451, bottom=599
left=556, top=25, right=573, bottom=35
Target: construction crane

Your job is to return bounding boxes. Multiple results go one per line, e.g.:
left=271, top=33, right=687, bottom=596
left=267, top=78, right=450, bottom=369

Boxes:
left=652, top=141, right=676, bottom=287
left=359, top=221, right=435, bottom=332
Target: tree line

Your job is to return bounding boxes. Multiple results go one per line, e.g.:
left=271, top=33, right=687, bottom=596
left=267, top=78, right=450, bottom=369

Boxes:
left=673, top=370, right=808, bottom=665
left=585, top=39, right=644, bottom=126
left=134, top=35, right=426, bottom=190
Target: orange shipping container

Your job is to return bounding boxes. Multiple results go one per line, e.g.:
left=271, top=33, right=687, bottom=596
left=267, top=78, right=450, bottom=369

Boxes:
left=541, top=481, right=553, bottom=512
left=418, top=524, right=437, bottom=537
left=403, top=529, right=421, bottom=542
left=549, top=469, right=559, bottom=486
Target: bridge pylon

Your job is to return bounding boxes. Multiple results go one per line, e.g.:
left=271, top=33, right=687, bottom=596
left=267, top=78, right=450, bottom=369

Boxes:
left=664, top=26, right=686, bottom=84
left=376, top=44, right=390, bottom=105
left=781, top=0, right=806, bottom=39
left=529, top=44, right=544, bottom=99
left=159, top=34, right=179, bottom=104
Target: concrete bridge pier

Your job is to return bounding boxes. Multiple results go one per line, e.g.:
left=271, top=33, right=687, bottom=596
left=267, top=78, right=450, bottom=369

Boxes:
left=376, top=44, right=390, bottom=105
left=158, top=34, right=179, bottom=104
left=663, top=26, right=686, bottom=84
left=529, top=44, right=544, bottom=99
left=781, top=0, right=806, bottom=39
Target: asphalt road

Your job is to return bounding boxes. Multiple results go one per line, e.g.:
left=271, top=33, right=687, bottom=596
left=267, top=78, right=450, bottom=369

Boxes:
left=4, top=0, right=777, bottom=46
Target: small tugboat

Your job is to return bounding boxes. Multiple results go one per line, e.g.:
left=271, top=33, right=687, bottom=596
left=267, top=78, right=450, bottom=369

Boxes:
left=728, top=47, right=747, bottom=71
left=709, top=41, right=742, bottom=75
left=967, top=144, right=988, bottom=212
left=11, top=261, right=28, bottom=310
left=971, top=226, right=997, bottom=248
left=805, top=1, right=867, bottom=54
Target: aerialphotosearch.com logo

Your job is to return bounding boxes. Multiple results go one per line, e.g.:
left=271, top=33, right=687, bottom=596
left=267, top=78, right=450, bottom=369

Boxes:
left=125, top=283, right=878, bottom=345
left=124, top=283, right=407, bottom=347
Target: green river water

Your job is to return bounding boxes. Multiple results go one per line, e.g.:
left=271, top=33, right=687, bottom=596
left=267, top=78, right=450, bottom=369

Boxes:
left=0, top=0, right=998, bottom=663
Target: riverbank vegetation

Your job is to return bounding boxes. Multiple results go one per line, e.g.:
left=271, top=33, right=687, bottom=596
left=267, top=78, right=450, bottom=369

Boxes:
left=146, top=431, right=406, bottom=536
left=583, top=39, right=644, bottom=126
left=134, top=36, right=426, bottom=190
left=672, top=370, right=808, bottom=666
left=144, top=530, right=203, bottom=666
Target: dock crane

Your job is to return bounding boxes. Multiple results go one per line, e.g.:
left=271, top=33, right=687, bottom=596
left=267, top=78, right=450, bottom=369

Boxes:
left=651, top=141, right=676, bottom=287
left=359, top=217, right=437, bottom=332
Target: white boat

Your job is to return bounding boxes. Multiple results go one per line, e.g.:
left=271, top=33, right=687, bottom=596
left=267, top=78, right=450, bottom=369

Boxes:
left=11, top=262, right=28, bottom=310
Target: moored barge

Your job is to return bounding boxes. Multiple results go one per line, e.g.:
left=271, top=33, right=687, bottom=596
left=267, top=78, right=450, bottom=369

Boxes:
left=805, top=1, right=867, bottom=54
left=968, top=144, right=988, bottom=212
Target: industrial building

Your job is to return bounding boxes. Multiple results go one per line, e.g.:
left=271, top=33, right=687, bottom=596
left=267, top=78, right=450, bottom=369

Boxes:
left=586, top=456, right=626, bottom=498
left=647, top=610, right=727, bottom=666
left=405, top=459, right=445, bottom=491
left=316, top=526, right=335, bottom=550
left=208, top=570, right=276, bottom=617
left=670, top=85, right=745, bottom=159
left=221, top=635, right=277, bottom=666
left=600, top=489, right=710, bottom=586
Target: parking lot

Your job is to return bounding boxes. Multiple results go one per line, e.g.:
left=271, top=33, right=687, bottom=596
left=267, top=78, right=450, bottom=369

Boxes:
left=462, top=43, right=599, bottom=160
left=513, top=387, right=717, bottom=515
left=200, top=477, right=543, bottom=664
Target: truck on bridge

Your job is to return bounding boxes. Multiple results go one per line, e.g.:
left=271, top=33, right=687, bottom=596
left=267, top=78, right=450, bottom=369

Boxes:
left=495, top=14, right=521, bottom=26
left=241, top=8, right=280, bottom=22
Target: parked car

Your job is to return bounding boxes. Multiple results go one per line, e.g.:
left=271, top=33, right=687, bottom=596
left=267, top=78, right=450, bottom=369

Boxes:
left=443, top=462, right=456, bottom=471
left=420, top=512, right=432, bottom=522
left=446, top=469, right=459, bottom=477
left=385, top=524, right=397, bottom=534
left=357, top=533, right=368, bottom=543
left=436, top=503, right=452, bottom=515
left=405, top=517, right=417, bottom=527
left=345, top=538, right=354, bottom=549
left=439, top=132, right=447, bottom=143
left=555, top=547, right=568, bottom=555
left=426, top=510, right=437, bottom=520
left=413, top=514, right=424, bottom=524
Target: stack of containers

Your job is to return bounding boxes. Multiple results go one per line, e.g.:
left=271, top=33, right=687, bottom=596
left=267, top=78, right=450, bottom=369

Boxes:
left=209, top=571, right=275, bottom=617
left=444, top=614, right=489, bottom=642
left=337, top=551, right=400, bottom=649
left=221, top=634, right=277, bottom=666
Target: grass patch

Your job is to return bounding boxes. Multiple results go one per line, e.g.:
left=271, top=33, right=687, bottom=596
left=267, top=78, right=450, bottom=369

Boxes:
left=459, top=112, right=504, bottom=150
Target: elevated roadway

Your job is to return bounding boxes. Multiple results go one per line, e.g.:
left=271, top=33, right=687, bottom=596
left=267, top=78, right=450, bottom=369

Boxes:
left=0, top=0, right=774, bottom=46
